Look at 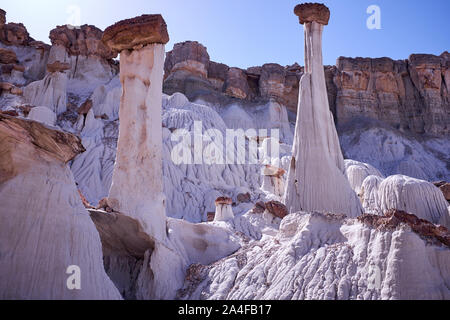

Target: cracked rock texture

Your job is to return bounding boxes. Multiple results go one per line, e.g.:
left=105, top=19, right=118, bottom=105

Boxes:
left=178, top=211, right=450, bottom=300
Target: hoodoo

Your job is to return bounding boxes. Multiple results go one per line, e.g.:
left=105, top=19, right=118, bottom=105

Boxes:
left=262, top=164, right=286, bottom=198
left=284, top=3, right=362, bottom=217
left=214, top=197, right=234, bottom=221
left=102, top=15, right=169, bottom=241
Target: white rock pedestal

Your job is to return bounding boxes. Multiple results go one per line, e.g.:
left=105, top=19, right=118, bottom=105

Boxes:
left=214, top=197, right=234, bottom=221
left=102, top=14, right=170, bottom=242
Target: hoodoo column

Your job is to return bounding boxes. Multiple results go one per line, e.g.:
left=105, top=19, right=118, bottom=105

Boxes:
left=284, top=3, right=362, bottom=217
left=102, top=15, right=169, bottom=241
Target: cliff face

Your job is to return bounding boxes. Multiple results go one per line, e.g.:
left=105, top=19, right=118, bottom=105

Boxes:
left=335, top=53, right=449, bottom=135
left=164, top=41, right=449, bottom=136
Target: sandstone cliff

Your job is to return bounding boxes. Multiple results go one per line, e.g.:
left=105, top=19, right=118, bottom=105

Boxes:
left=164, top=41, right=449, bottom=136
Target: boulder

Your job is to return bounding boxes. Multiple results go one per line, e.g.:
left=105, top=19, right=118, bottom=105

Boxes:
left=251, top=201, right=266, bottom=214
left=265, top=201, right=288, bottom=219
left=102, top=14, right=169, bottom=52
left=294, top=3, right=330, bottom=25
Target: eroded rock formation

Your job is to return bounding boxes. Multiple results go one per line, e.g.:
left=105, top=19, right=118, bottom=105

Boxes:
left=261, top=164, right=286, bottom=197
left=162, top=46, right=449, bottom=136
left=335, top=53, right=450, bottom=135
left=179, top=210, right=450, bottom=300
left=214, top=196, right=234, bottom=221
left=99, top=15, right=240, bottom=299
left=0, top=9, right=50, bottom=86
left=0, top=114, right=122, bottom=299
left=164, top=41, right=209, bottom=79
left=284, top=3, right=362, bottom=217
left=102, top=14, right=168, bottom=240
left=47, top=24, right=118, bottom=87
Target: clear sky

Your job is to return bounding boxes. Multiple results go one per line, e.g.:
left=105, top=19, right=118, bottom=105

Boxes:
left=2, top=0, right=449, bottom=68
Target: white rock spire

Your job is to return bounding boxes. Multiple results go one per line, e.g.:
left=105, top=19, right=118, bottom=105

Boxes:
left=102, top=15, right=170, bottom=241
left=284, top=3, right=362, bottom=217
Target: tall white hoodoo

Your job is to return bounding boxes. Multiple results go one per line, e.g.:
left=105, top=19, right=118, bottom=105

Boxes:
left=284, top=3, right=362, bottom=217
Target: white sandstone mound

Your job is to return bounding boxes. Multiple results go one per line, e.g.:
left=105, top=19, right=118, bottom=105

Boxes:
left=91, top=75, right=121, bottom=120
left=0, top=115, right=122, bottom=300
left=220, top=100, right=294, bottom=144
left=377, top=175, right=450, bottom=228
left=27, top=106, right=56, bottom=126
left=47, top=43, right=117, bottom=91
left=284, top=6, right=362, bottom=217
left=340, top=123, right=450, bottom=182
left=360, top=175, right=384, bottom=214
left=344, top=159, right=384, bottom=195
left=178, top=211, right=450, bottom=300
left=23, top=71, right=68, bottom=114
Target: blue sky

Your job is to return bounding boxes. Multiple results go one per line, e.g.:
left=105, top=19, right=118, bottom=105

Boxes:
left=2, top=0, right=449, bottom=68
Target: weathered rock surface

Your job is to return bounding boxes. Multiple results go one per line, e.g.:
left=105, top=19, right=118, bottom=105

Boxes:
left=335, top=53, right=450, bottom=135
left=0, top=9, right=5, bottom=26
left=294, top=3, right=330, bottom=25
left=0, top=114, right=121, bottom=299
left=163, top=40, right=449, bottom=136
left=360, top=174, right=450, bottom=228
left=0, top=47, right=17, bottom=64
left=0, top=22, right=31, bottom=46
left=178, top=211, right=450, bottom=300
left=49, top=24, right=116, bottom=60
left=358, top=209, right=450, bottom=247
left=207, top=61, right=229, bottom=90
left=438, top=183, right=450, bottom=201
left=46, top=24, right=118, bottom=89
left=102, top=14, right=169, bottom=52
left=23, top=71, right=68, bottom=114
left=164, top=41, right=209, bottom=79
left=224, top=67, right=251, bottom=99
left=46, top=60, right=71, bottom=73
left=264, top=201, right=288, bottom=219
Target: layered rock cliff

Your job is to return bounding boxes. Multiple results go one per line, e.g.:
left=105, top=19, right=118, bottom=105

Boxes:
left=164, top=41, right=449, bottom=136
